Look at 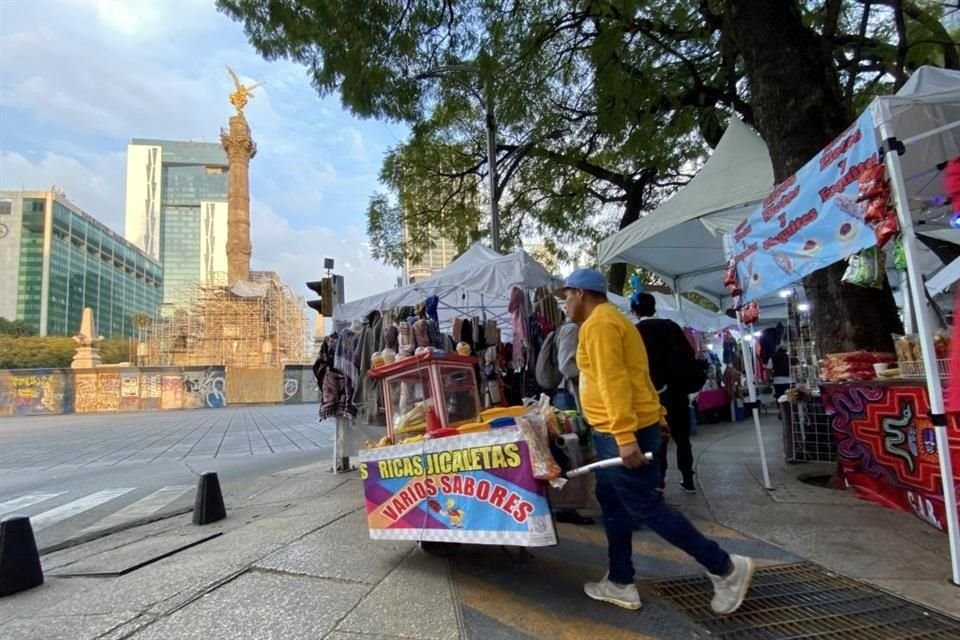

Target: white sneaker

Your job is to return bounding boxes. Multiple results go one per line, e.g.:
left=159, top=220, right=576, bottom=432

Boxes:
left=584, top=574, right=642, bottom=610
left=708, top=554, right=755, bottom=615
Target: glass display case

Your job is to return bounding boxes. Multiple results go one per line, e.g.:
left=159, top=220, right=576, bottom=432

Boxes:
left=367, top=352, right=481, bottom=441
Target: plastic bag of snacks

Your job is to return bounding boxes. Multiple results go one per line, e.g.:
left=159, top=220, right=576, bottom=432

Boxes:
left=874, top=215, right=899, bottom=249
left=516, top=412, right=564, bottom=487
left=892, top=235, right=907, bottom=270
left=893, top=333, right=951, bottom=363
left=842, top=246, right=885, bottom=289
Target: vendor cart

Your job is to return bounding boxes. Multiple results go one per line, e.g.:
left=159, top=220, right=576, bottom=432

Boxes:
left=358, top=351, right=559, bottom=549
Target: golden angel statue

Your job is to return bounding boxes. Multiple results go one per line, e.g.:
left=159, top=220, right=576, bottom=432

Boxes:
left=226, top=65, right=265, bottom=116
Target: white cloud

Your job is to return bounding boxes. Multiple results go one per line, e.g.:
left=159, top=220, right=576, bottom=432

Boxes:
left=250, top=198, right=398, bottom=305
left=0, top=150, right=125, bottom=229
left=0, top=0, right=407, bottom=328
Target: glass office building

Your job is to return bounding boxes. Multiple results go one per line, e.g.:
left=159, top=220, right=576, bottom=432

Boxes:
left=124, top=139, right=229, bottom=306
left=0, top=191, right=163, bottom=338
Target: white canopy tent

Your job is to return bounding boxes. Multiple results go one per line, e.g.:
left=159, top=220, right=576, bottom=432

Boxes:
left=871, top=66, right=960, bottom=585
left=333, top=243, right=561, bottom=338
left=597, top=117, right=785, bottom=491
left=598, top=117, right=775, bottom=305
left=608, top=291, right=736, bottom=333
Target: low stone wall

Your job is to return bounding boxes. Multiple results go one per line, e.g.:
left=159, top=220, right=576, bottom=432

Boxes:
left=0, top=365, right=319, bottom=417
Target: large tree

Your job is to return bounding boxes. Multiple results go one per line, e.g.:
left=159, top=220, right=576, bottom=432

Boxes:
left=219, top=0, right=958, bottom=351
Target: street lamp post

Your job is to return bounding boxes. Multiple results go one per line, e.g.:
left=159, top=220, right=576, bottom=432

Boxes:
left=416, top=63, right=500, bottom=252
left=484, top=90, right=500, bottom=252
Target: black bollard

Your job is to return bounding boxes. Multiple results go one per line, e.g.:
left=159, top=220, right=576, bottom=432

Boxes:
left=0, top=515, right=44, bottom=597
left=193, top=471, right=227, bottom=526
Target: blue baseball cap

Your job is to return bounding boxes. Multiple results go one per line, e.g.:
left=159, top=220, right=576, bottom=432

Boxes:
left=557, top=268, right=608, bottom=295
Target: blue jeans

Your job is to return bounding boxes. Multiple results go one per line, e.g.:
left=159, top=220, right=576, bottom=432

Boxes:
left=593, top=426, right=731, bottom=584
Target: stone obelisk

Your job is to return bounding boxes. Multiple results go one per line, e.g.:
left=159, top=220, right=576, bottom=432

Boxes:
left=221, top=66, right=261, bottom=284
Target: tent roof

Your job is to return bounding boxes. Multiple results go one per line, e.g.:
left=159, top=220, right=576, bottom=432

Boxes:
left=597, top=118, right=774, bottom=301
left=332, top=243, right=559, bottom=324
left=607, top=291, right=736, bottom=332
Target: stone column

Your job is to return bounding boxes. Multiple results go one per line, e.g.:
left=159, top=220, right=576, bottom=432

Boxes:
left=220, top=114, right=256, bottom=284
left=71, top=307, right=102, bottom=369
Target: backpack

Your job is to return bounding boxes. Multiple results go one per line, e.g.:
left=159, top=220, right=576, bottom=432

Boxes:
left=535, top=330, right=563, bottom=389
left=675, top=357, right=709, bottom=395
left=665, top=324, right=708, bottom=394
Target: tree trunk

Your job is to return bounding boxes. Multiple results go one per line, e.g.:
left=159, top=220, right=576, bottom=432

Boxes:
left=607, top=184, right=646, bottom=295
left=724, top=0, right=902, bottom=354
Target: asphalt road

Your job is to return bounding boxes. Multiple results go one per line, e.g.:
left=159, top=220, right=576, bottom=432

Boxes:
left=0, top=405, right=334, bottom=550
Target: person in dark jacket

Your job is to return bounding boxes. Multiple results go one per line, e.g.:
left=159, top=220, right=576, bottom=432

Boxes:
left=632, top=293, right=697, bottom=493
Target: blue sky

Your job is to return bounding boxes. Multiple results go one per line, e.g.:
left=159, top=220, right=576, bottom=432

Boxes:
left=0, top=0, right=405, bottom=302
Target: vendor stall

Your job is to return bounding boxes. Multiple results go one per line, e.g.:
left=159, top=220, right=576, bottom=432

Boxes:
left=822, top=377, right=960, bottom=533
left=358, top=350, right=565, bottom=546
left=723, top=66, right=960, bottom=583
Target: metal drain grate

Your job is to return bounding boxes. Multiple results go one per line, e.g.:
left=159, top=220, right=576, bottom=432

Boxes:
left=646, top=562, right=960, bottom=639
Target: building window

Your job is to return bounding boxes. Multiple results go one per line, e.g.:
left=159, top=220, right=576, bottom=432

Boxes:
left=0, top=199, right=11, bottom=215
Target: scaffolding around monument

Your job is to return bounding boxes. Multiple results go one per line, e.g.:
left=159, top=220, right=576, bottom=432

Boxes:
left=142, top=271, right=308, bottom=368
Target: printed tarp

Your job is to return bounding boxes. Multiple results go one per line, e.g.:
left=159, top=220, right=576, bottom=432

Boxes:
left=728, top=110, right=880, bottom=300
left=359, top=429, right=558, bottom=546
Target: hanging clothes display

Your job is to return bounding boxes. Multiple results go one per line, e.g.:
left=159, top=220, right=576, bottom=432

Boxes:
left=508, top=287, right=530, bottom=369
left=533, top=286, right=564, bottom=332
left=318, top=333, right=357, bottom=420
left=334, top=327, right=360, bottom=403
left=352, top=311, right=384, bottom=425
left=424, top=295, right=440, bottom=323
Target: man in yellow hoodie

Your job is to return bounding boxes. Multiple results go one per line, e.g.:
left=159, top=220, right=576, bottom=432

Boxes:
left=560, top=268, right=754, bottom=614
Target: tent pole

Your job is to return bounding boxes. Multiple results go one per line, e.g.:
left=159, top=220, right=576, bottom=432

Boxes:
left=739, top=321, right=773, bottom=490
left=882, top=122, right=960, bottom=586
left=902, top=275, right=915, bottom=334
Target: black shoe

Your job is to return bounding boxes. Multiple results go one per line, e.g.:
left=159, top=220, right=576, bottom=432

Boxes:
left=680, top=478, right=697, bottom=494
left=555, top=509, right=595, bottom=525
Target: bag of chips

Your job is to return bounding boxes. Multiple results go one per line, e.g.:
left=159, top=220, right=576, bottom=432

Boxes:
left=842, top=246, right=886, bottom=289
left=875, top=214, right=899, bottom=249
left=893, top=234, right=907, bottom=270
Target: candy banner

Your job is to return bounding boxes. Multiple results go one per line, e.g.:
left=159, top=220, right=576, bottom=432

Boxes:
left=359, top=429, right=558, bottom=546
left=727, top=110, right=879, bottom=300
left=822, top=382, right=960, bottom=532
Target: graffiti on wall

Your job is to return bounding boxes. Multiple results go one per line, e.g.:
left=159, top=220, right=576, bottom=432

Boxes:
left=161, top=376, right=183, bottom=410
left=0, top=364, right=320, bottom=417
left=3, top=370, right=67, bottom=415
left=183, top=367, right=226, bottom=409
left=283, top=368, right=302, bottom=404
left=98, top=374, right=121, bottom=412
left=283, top=366, right=319, bottom=404
left=120, top=374, right=140, bottom=411
left=74, top=373, right=99, bottom=413
left=141, top=373, right=161, bottom=411
left=822, top=382, right=960, bottom=532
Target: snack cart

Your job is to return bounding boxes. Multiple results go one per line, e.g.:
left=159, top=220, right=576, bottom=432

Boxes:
left=358, top=351, right=559, bottom=548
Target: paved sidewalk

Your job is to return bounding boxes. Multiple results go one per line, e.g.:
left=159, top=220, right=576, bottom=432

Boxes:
left=1, top=417, right=957, bottom=639
left=0, top=406, right=332, bottom=471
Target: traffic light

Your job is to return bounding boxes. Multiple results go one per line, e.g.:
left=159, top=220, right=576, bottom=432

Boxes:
left=306, top=278, right=334, bottom=316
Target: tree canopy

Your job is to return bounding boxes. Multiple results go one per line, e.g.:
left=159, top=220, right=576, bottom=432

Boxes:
left=218, top=0, right=958, bottom=350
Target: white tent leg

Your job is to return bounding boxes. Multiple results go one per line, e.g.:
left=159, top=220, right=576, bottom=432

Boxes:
left=882, top=124, right=960, bottom=586
left=902, top=275, right=915, bottom=334
left=739, top=325, right=773, bottom=490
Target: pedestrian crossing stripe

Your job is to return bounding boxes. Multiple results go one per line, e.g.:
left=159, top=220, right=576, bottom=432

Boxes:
left=30, top=488, right=136, bottom=530
left=81, top=485, right=193, bottom=533
left=0, top=491, right=66, bottom=517
left=0, top=486, right=195, bottom=534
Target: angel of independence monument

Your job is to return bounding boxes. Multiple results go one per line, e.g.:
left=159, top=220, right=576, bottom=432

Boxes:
left=140, top=67, right=306, bottom=384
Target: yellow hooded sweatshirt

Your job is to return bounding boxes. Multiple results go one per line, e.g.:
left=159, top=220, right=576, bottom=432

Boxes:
left=576, top=302, right=665, bottom=446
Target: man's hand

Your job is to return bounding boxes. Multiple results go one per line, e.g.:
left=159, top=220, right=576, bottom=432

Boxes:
left=618, top=441, right=649, bottom=469
left=660, top=422, right=671, bottom=442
